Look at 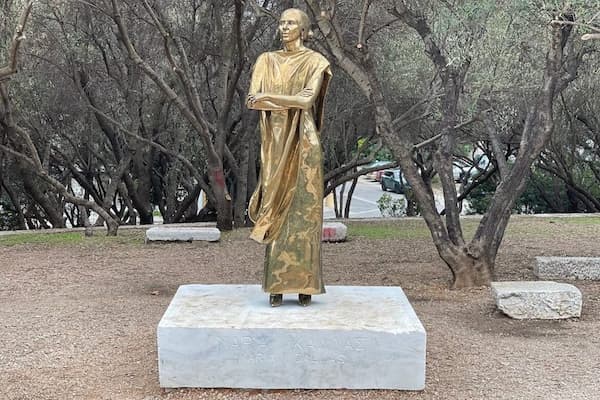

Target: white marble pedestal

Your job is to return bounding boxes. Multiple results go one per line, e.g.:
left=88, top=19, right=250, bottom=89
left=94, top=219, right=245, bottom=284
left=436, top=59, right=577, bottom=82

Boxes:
left=157, top=285, right=426, bottom=390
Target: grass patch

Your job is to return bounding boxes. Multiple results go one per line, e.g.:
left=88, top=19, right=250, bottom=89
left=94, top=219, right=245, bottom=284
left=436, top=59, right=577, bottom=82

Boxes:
left=347, top=218, right=483, bottom=240
left=348, top=221, right=431, bottom=239
left=0, top=229, right=146, bottom=247
left=0, top=232, right=84, bottom=246
left=552, top=216, right=600, bottom=225
left=349, top=215, right=598, bottom=241
left=493, top=215, right=600, bottom=238
left=2, top=215, right=598, bottom=246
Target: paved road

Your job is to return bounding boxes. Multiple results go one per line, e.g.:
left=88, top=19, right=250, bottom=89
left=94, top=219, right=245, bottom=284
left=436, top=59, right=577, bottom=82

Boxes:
left=324, top=177, right=406, bottom=219
left=323, top=176, right=447, bottom=219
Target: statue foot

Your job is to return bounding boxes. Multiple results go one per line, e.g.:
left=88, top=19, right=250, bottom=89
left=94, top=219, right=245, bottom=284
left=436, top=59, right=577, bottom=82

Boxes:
left=298, top=294, right=311, bottom=306
left=269, top=294, right=283, bottom=307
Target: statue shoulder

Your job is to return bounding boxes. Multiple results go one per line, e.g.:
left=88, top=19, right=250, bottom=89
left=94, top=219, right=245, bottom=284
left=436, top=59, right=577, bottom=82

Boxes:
left=254, top=51, right=276, bottom=65
left=306, top=49, right=331, bottom=69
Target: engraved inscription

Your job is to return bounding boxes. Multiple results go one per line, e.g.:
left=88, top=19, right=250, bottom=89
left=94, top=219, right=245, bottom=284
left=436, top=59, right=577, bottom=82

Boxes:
left=212, top=335, right=273, bottom=364
left=207, top=334, right=378, bottom=365
left=293, top=336, right=372, bottom=364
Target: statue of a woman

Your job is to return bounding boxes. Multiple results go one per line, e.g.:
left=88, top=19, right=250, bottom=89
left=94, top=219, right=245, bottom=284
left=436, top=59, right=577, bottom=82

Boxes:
left=247, top=8, right=332, bottom=307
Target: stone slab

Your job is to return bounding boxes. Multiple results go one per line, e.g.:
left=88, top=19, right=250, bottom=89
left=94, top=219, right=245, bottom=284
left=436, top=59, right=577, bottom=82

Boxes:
left=146, top=227, right=220, bottom=242
left=321, top=222, right=348, bottom=242
left=158, top=284, right=426, bottom=390
left=491, top=281, right=582, bottom=320
left=534, top=256, right=600, bottom=280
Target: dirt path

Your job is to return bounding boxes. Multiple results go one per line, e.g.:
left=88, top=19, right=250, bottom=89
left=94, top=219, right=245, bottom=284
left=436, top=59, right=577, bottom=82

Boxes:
left=1, top=216, right=599, bottom=399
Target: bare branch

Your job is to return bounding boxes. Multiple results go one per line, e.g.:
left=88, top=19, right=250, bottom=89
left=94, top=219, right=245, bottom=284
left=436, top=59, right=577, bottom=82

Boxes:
left=110, top=0, right=214, bottom=141
left=0, top=142, right=120, bottom=234
left=325, top=161, right=398, bottom=196
left=551, top=19, right=600, bottom=32
left=14, top=126, right=44, bottom=171
left=582, top=33, right=600, bottom=41
left=388, top=3, right=448, bottom=71
left=0, top=1, right=34, bottom=81
left=550, top=18, right=600, bottom=41
left=365, top=17, right=401, bottom=42
left=413, top=133, right=442, bottom=150
left=70, top=0, right=112, bottom=17
left=391, top=94, right=441, bottom=127
left=85, top=104, right=213, bottom=201
left=412, top=117, right=479, bottom=150
left=482, top=112, right=509, bottom=179
left=357, top=0, right=372, bottom=49
left=139, top=1, right=212, bottom=131
left=247, top=0, right=277, bottom=20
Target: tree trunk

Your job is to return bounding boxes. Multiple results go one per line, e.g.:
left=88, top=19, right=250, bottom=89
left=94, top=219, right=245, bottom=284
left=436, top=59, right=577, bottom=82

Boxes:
left=124, top=174, right=154, bottom=224
left=233, top=144, right=250, bottom=228
left=22, top=173, right=65, bottom=228
left=247, top=140, right=258, bottom=205
left=344, top=177, right=358, bottom=218
left=336, top=183, right=345, bottom=218
left=78, top=205, right=93, bottom=237
left=443, top=251, right=493, bottom=289
left=0, top=177, right=27, bottom=229
left=208, top=165, right=233, bottom=231
left=172, top=183, right=202, bottom=223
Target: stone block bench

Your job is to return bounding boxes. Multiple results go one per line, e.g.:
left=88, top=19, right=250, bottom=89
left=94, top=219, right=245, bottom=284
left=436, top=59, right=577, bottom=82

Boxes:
left=146, top=223, right=346, bottom=243
left=322, top=222, right=347, bottom=242
left=491, top=281, right=582, bottom=319
left=534, top=256, right=600, bottom=280
left=146, top=227, right=220, bottom=243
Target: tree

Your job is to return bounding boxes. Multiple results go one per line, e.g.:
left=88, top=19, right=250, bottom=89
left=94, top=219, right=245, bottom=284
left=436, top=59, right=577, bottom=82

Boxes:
left=106, top=0, right=281, bottom=230
left=536, top=66, right=600, bottom=213
left=304, top=0, right=587, bottom=287
left=1, top=0, right=122, bottom=235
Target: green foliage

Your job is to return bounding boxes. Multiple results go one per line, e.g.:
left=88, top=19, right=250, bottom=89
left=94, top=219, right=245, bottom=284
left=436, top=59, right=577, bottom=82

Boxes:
left=466, top=170, right=573, bottom=215
left=514, top=175, right=563, bottom=214
left=467, top=179, right=494, bottom=215
left=356, top=137, right=393, bottom=161
left=377, top=193, right=406, bottom=218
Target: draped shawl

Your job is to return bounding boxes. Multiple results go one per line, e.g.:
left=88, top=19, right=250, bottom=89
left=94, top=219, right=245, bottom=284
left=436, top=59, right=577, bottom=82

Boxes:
left=247, top=48, right=331, bottom=294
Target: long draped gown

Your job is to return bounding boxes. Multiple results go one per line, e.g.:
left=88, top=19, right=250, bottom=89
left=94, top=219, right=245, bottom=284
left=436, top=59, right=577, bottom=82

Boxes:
left=247, top=48, right=332, bottom=295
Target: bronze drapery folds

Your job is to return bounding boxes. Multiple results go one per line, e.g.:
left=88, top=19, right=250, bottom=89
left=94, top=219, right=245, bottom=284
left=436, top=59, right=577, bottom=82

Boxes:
left=247, top=9, right=332, bottom=304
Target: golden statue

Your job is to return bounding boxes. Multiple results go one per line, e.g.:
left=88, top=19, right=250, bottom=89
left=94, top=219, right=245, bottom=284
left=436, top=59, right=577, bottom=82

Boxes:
left=247, top=8, right=332, bottom=307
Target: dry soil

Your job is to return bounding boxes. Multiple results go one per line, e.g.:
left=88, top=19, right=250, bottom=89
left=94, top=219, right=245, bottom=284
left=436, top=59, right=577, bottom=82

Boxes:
left=1, top=216, right=599, bottom=400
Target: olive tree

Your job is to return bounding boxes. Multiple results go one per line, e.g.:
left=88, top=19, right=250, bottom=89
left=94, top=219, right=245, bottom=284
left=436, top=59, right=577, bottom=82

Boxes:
left=304, top=0, right=589, bottom=287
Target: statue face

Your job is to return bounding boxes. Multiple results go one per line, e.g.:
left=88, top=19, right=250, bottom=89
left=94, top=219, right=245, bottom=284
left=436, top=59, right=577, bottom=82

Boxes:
left=279, top=10, right=303, bottom=44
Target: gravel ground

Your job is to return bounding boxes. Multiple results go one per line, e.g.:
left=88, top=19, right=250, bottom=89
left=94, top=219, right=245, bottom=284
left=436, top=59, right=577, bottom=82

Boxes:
left=1, top=216, right=600, bottom=400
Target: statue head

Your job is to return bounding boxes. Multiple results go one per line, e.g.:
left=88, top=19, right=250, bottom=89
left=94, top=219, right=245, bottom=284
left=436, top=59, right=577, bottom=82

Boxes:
left=279, top=8, right=313, bottom=44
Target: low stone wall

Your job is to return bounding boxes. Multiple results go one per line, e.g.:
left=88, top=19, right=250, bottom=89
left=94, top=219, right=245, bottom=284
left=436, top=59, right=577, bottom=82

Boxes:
left=535, top=256, right=600, bottom=280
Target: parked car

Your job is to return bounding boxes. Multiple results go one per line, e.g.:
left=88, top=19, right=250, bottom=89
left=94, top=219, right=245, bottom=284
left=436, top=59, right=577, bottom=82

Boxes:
left=374, top=169, right=387, bottom=182
left=360, top=160, right=394, bottom=181
left=380, top=169, right=409, bottom=194
left=453, top=155, right=490, bottom=182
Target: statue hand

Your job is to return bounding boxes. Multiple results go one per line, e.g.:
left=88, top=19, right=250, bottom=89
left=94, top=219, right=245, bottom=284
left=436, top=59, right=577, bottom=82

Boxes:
left=297, top=88, right=314, bottom=98
left=248, top=93, right=271, bottom=105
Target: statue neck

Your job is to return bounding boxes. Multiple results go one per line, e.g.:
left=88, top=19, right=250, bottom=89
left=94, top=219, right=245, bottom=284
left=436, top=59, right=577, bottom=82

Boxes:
left=282, top=38, right=304, bottom=53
